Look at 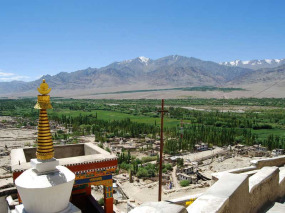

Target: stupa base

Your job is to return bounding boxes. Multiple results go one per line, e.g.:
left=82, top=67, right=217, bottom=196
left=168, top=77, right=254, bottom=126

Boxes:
left=30, top=158, right=59, bottom=174
left=15, top=202, right=81, bottom=213
left=15, top=166, right=75, bottom=213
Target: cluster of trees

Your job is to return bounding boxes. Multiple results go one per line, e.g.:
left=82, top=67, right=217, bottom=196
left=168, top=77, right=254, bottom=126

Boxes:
left=167, top=107, right=284, bottom=130
left=117, top=151, right=157, bottom=178
left=117, top=151, right=172, bottom=178
left=164, top=124, right=257, bottom=154
left=263, top=134, right=285, bottom=150
left=50, top=113, right=160, bottom=139
left=2, top=98, right=285, bottom=153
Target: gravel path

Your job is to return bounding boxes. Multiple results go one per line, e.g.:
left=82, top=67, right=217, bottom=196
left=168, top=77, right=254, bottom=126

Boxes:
left=171, top=165, right=180, bottom=189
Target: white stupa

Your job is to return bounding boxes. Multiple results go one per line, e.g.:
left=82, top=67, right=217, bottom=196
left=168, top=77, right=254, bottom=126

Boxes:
left=14, top=80, right=81, bottom=213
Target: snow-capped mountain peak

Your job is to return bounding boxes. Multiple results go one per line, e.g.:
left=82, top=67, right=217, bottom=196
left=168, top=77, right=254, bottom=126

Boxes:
left=119, top=56, right=150, bottom=65
left=138, top=56, right=150, bottom=64
left=220, top=58, right=285, bottom=70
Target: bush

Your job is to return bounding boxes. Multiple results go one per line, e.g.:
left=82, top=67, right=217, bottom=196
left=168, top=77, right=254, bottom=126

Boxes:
left=136, top=163, right=157, bottom=178
left=24, top=142, right=31, bottom=147
left=134, top=158, right=142, bottom=165
left=119, top=162, right=131, bottom=171
left=141, top=156, right=157, bottom=163
left=163, top=163, right=173, bottom=171
left=215, top=121, right=223, bottom=127
left=180, top=180, right=190, bottom=187
left=98, top=142, right=103, bottom=148
left=177, top=158, right=184, bottom=168
left=234, top=136, right=245, bottom=143
left=252, top=124, right=273, bottom=130
left=145, top=163, right=157, bottom=177
left=136, top=168, right=148, bottom=178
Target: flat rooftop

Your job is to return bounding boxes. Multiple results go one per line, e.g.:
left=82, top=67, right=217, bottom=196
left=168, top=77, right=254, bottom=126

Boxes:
left=11, top=143, right=117, bottom=172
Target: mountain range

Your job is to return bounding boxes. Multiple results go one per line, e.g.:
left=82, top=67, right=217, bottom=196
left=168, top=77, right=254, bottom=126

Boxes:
left=220, top=58, right=285, bottom=70
left=1, top=55, right=285, bottom=98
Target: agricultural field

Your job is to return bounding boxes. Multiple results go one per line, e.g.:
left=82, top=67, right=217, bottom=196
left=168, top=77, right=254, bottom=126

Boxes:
left=1, top=98, right=285, bottom=152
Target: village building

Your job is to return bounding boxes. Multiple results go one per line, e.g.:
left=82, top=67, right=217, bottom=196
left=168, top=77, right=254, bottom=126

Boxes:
left=234, top=144, right=246, bottom=154
left=276, top=149, right=284, bottom=155
left=182, top=166, right=194, bottom=175
left=154, top=140, right=161, bottom=146
left=146, top=149, right=158, bottom=156
left=253, top=144, right=267, bottom=152
left=246, top=145, right=266, bottom=157
left=165, top=156, right=182, bottom=164
left=194, top=142, right=208, bottom=151
left=248, top=149, right=264, bottom=157
left=177, top=173, right=197, bottom=184
left=177, top=173, right=192, bottom=182
left=145, top=138, right=155, bottom=144
left=272, top=148, right=285, bottom=156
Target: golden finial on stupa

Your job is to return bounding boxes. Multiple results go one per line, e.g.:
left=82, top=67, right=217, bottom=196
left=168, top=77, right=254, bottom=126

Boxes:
left=34, top=79, right=54, bottom=160
left=34, top=79, right=52, bottom=110
left=37, top=79, right=52, bottom=95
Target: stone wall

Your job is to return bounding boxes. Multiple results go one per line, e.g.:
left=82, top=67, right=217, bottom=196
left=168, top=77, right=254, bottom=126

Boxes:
left=186, top=156, right=285, bottom=213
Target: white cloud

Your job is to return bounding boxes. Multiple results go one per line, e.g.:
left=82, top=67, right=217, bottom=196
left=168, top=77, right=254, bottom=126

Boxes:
left=0, top=70, right=30, bottom=82
left=0, top=72, right=14, bottom=77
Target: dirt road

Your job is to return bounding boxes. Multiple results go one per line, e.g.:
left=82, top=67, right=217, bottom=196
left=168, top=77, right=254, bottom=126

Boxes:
left=171, top=165, right=180, bottom=189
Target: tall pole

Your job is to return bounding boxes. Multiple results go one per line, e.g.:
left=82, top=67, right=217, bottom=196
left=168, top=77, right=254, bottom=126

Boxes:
left=180, top=119, right=183, bottom=151
left=158, top=99, right=168, bottom=201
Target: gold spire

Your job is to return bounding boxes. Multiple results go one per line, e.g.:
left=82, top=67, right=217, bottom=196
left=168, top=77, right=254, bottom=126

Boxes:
left=34, top=79, right=54, bottom=160
left=37, top=79, right=52, bottom=95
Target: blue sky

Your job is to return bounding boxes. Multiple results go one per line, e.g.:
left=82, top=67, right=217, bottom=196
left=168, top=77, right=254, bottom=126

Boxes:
left=0, top=0, right=284, bottom=82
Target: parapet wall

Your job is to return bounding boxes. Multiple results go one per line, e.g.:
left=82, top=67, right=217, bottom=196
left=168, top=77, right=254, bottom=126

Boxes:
left=23, top=144, right=85, bottom=161
left=11, top=143, right=116, bottom=173
left=11, top=143, right=99, bottom=166
left=279, top=167, right=285, bottom=199
left=249, top=167, right=280, bottom=213
left=84, top=143, right=107, bottom=155
left=187, top=156, right=285, bottom=213
left=251, top=156, right=285, bottom=169
left=187, top=173, right=249, bottom=213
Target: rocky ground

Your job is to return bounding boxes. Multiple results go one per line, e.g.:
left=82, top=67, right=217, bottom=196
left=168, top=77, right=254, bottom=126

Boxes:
left=113, top=151, right=266, bottom=213
left=0, top=116, right=37, bottom=182
left=0, top=127, right=37, bottom=148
